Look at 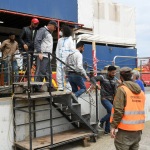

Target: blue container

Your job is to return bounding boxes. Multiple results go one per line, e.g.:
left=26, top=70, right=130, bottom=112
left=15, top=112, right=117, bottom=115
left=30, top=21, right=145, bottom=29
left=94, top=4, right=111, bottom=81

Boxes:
left=0, top=0, right=78, bottom=22
left=83, top=44, right=137, bottom=70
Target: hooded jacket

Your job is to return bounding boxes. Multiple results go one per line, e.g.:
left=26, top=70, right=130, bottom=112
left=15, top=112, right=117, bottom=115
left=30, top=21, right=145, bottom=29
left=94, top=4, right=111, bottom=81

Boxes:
left=34, top=26, right=53, bottom=59
left=111, top=81, right=142, bottom=128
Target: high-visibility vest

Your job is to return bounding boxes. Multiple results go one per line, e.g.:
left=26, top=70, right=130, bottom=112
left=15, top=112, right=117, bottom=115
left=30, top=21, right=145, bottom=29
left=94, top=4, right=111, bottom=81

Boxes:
left=110, top=85, right=145, bottom=131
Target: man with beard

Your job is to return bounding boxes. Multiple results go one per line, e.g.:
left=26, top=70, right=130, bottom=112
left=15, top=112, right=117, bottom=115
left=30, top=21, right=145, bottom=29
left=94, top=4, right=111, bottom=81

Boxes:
left=91, top=66, right=117, bottom=134
left=65, top=41, right=90, bottom=98
left=19, top=18, right=39, bottom=72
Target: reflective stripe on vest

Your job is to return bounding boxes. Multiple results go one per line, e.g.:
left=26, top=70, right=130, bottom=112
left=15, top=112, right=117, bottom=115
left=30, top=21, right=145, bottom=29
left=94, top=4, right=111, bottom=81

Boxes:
left=124, top=111, right=145, bottom=115
left=110, top=85, right=145, bottom=131
left=121, top=119, right=145, bottom=124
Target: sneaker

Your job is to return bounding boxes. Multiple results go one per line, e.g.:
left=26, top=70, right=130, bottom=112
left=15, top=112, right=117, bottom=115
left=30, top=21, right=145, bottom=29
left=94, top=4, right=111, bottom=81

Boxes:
left=58, top=88, right=64, bottom=91
left=99, top=122, right=104, bottom=128
left=104, top=131, right=110, bottom=135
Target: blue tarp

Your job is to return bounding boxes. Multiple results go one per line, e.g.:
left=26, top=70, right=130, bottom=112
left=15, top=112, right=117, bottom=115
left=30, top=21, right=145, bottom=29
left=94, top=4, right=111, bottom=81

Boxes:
left=0, top=0, right=78, bottom=22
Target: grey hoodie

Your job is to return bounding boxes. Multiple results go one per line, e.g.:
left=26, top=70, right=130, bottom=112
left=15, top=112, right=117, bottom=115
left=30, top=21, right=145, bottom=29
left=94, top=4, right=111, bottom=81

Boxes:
left=111, top=81, right=142, bottom=128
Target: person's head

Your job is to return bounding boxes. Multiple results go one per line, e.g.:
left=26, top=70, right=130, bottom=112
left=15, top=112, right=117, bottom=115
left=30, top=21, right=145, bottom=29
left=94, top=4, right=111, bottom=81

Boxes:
left=132, top=70, right=140, bottom=80
left=9, top=32, right=15, bottom=41
left=31, top=18, right=39, bottom=29
left=47, top=20, right=58, bottom=32
left=76, top=41, right=84, bottom=53
left=120, top=67, right=133, bottom=82
left=107, top=66, right=117, bottom=78
left=60, top=25, right=72, bottom=37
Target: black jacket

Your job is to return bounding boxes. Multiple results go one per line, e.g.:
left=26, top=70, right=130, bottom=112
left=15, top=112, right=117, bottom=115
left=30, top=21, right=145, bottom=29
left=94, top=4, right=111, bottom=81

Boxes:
left=19, top=26, right=37, bottom=52
left=91, top=74, right=117, bottom=100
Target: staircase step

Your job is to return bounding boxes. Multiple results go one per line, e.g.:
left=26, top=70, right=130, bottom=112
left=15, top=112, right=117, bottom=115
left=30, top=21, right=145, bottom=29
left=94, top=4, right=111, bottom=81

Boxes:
left=81, top=113, right=91, bottom=124
left=90, top=122, right=98, bottom=130
left=15, top=128, right=94, bottom=149
left=53, top=94, right=72, bottom=106
left=71, top=93, right=78, bottom=103
left=13, top=82, right=49, bottom=86
left=72, top=103, right=80, bottom=106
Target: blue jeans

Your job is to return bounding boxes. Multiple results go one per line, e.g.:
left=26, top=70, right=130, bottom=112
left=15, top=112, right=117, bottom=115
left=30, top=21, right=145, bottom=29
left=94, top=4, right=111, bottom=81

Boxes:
left=13, top=60, right=19, bottom=82
left=100, top=99, right=113, bottom=132
left=2, top=60, right=18, bottom=83
left=68, top=73, right=86, bottom=97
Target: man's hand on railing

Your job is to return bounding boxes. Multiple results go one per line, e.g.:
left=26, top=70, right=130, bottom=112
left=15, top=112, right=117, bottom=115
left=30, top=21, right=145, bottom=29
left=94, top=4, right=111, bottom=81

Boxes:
left=85, top=76, right=90, bottom=81
left=23, top=44, right=28, bottom=51
left=39, top=53, right=43, bottom=60
left=96, top=83, right=101, bottom=90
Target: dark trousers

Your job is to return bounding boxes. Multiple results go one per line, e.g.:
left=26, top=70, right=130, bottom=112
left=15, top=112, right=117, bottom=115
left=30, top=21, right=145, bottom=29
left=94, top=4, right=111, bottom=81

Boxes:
left=115, top=129, right=142, bottom=150
left=23, top=53, right=33, bottom=73
left=35, top=57, right=51, bottom=89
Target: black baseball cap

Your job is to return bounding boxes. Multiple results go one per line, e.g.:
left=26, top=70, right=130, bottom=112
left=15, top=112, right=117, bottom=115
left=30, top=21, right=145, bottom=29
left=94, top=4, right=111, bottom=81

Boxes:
left=48, top=20, right=58, bottom=28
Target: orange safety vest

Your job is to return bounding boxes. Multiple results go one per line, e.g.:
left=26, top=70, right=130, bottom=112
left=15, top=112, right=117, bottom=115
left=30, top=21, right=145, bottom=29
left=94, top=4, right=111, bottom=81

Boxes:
left=110, top=85, right=145, bottom=131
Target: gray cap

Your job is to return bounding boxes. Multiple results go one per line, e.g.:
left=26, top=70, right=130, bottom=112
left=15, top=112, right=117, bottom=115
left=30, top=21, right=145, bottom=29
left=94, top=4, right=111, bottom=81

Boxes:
left=48, top=20, right=58, bottom=28
left=120, top=67, right=132, bottom=74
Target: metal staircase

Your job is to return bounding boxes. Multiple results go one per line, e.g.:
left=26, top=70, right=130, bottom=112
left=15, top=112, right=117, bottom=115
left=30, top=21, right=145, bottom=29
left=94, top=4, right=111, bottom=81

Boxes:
left=12, top=52, right=99, bottom=150
left=52, top=93, right=98, bottom=133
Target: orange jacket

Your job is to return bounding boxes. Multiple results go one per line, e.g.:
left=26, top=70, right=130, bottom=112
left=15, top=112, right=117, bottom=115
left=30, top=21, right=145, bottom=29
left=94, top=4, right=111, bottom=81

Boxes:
left=110, top=85, right=145, bottom=131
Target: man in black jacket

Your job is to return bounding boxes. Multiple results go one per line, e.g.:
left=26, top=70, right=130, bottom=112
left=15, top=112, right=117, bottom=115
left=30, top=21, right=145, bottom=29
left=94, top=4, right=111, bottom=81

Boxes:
left=91, top=66, right=117, bottom=134
left=19, top=18, right=39, bottom=71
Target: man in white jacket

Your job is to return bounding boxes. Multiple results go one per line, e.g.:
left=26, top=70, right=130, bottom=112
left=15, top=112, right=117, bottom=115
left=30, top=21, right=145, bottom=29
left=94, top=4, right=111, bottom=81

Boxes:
left=34, top=21, right=58, bottom=92
left=56, top=26, right=75, bottom=91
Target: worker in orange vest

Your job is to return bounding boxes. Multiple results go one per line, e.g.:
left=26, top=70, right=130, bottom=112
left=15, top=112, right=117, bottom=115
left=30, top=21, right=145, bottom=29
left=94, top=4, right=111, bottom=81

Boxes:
left=110, top=67, right=145, bottom=150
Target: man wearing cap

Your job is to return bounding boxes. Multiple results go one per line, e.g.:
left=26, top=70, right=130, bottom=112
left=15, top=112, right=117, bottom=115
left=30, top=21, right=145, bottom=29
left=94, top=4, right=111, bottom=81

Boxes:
left=34, top=21, right=57, bottom=92
left=19, top=18, right=39, bottom=70
left=110, top=67, right=145, bottom=150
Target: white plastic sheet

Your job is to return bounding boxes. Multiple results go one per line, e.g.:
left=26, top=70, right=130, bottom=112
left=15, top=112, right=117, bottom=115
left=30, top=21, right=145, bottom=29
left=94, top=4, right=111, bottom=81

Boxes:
left=77, top=0, right=136, bottom=46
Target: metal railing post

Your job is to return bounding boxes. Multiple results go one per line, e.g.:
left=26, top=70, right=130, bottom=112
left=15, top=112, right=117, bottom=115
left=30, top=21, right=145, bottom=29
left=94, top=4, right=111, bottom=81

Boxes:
left=48, top=53, right=53, bottom=145
left=27, top=52, right=32, bottom=150
left=95, top=87, right=99, bottom=123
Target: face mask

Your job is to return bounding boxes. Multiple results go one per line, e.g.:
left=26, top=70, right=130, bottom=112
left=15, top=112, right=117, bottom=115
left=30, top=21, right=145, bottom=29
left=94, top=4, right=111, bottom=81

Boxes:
left=59, top=31, right=63, bottom=36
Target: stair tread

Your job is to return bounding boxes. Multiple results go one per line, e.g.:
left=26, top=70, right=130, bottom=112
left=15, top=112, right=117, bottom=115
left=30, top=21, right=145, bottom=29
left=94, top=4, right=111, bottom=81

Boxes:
left=13, top=82, right=49, bottom=86
left=90, top=121, right=98, bottom=125
left=14, top=91, right=71, bottom=99
left=82, top=113, right=90, bottom=116
left=72, top=103, right=80, bottom=106
left=15, top=128, right=94, bottom=149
